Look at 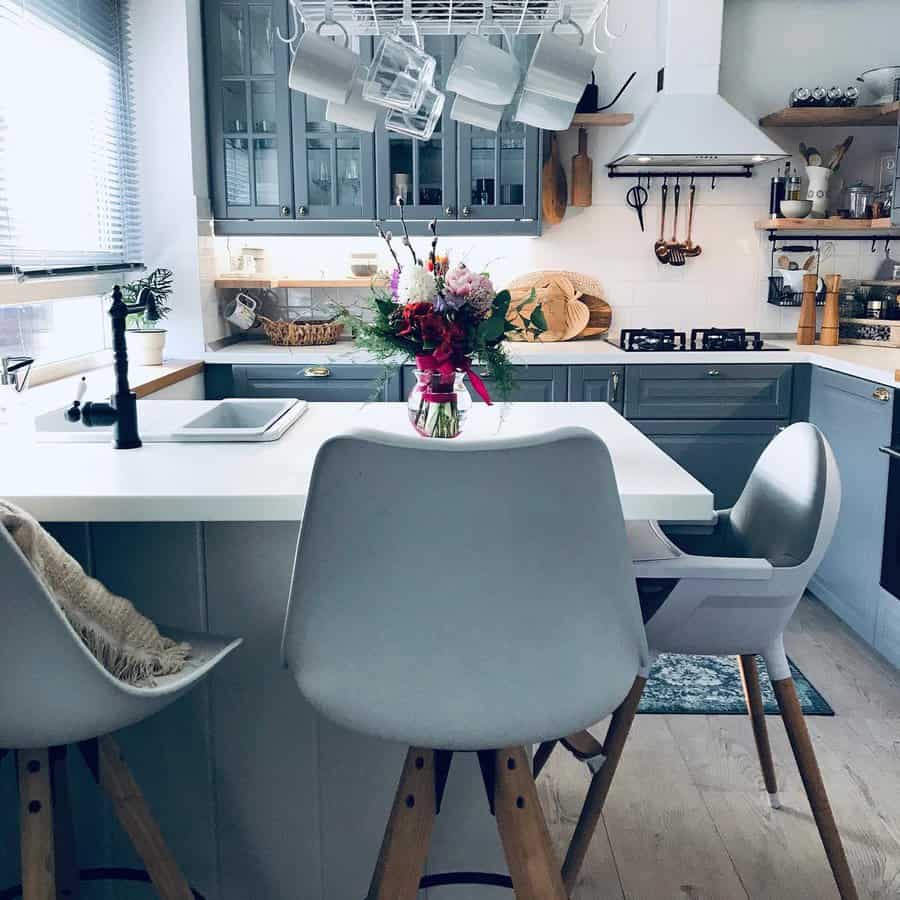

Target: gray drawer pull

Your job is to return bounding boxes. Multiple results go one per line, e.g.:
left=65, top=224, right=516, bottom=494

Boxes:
left=873, top=387, right=890, bottom=402
left=706, top=368, right=721, bottom=377
left=609, top=371, right=620, bottom=403
left=879, top=446, right=900, bottom=460
left=303, top=366, right=331, bottom=378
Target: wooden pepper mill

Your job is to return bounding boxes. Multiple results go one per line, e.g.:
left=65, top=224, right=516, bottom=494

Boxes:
left=819, top=274, right=842, bottom=346
left=796, top=272, right=818, bottom=345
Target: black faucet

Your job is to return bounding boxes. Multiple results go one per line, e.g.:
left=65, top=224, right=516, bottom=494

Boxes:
left=66, top=284, right=160, bottom=449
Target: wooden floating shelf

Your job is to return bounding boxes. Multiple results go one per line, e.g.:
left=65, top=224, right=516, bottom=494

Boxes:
left=759, top=101, right=900, bottom=128
left=755, top=217, right=898, bottom=232
left=568, top=112, right=634, bottom=128
left=215, top=276, right=384, bottom=289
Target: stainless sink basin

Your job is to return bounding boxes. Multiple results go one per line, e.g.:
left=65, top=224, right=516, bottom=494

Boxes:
left=35, top=398, right=308, bottom=443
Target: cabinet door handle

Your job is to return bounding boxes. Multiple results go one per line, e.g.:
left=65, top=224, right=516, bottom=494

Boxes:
left=443, top=205, right=456, bottom=217
left=302, top=366, right=331, bottom=378
left=873, top=386, right=891, bottom=402
left=879, top=445, right=900, bottom=460
left=609, top=371, right=620, bottom=403
left=706, top=368, right=721, bottom=377
left=297, top=205, right=309, bottom=217
left=280, top=204, right=291, bottom=217
left=461, top=206, right=472, bottom=218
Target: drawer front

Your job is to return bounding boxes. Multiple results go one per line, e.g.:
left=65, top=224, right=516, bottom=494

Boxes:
left=401, top=365, right=568, bottom=403
left=633, top=419, right=782, bottom=508
left=234, top=365, right=401, bottom=401
left=625, top=364, right=793, bottom=420
left=568, top=366, right=624, bottom=412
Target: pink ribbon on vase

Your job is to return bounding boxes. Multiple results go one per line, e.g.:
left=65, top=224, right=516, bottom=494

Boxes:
left=415, top=353, right=493, bottom=405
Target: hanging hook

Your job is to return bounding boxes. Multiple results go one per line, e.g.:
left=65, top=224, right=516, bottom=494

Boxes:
left=591, top=10, right=608, bottom=54
left=711, top=176, right=717, bottom=190
left=872, top=238, right=878, bottom=253
left=275, top=0, right=301, bottom=47
left=602, top=0, right=627, bottom=39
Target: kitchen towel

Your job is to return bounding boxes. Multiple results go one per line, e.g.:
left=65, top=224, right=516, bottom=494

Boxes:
left=1, top=500, right=189, bottom=685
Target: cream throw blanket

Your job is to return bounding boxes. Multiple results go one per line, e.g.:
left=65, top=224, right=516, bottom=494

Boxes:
left=1, top=501, right=190, bottom=685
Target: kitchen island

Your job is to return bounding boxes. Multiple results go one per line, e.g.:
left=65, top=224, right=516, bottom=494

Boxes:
left=0, top=403, right=712, bottom=900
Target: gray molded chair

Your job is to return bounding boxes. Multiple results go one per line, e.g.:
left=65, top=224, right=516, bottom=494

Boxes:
left=0, top=523, right=241, bottom=900
left=545, top=423, right=858, bottom=899
left=281, top=427, right=650, bottom=899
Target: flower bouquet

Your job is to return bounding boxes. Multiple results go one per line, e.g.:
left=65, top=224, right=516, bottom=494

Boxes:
left=347, top=201, right=546, bottom=438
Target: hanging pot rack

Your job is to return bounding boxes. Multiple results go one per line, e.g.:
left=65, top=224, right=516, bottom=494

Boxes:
left=282, top=0, right=621, bottom=37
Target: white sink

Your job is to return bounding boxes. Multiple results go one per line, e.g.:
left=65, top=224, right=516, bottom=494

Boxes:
left=34, top=398, right=308, bottom=443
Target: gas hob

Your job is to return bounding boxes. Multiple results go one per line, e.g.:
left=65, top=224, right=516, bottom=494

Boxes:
left=615, top=328, right=789, bottom=352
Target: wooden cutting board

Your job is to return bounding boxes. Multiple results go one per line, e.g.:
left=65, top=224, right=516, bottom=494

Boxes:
left=574, top=293, right=612, bottom=338
left=571, top=128, right=592, bottom=207
left=542, top=133, right=567, bottom=225
left=507, top=275, right=589, bottom=342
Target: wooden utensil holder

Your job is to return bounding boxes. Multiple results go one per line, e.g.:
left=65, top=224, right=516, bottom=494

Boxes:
left=796, top=273, right=818, bottom=345
left=819, top=274, right=841, bottom=346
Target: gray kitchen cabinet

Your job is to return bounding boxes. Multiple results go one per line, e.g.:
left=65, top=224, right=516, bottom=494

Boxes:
left=204, top=0, right=295, bottom=221
left=233, top=364, right=402, bottom=401
left=204, top=15, right=541, bottom=235
left=876, top=587, right=900, bottom=669
left=631, top=419, right=783, bottom=508
left=625, top=364, right=793, bottom=420
left=401, top=364, right=567, bottom=403
left=291, top=36, right=377, bottom=221
left=568, top=365, right=624, bottom=412
left=455, top=35, right=540, bottom=225
left=376, top=36, right=457, bottom=225
left=809, top=368, right=892, bottom=644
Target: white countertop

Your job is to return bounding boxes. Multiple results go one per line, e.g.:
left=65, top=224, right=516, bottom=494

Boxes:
left=205, top=338, right=900, bottom=388
left=1, top=403, right=713, bottom=524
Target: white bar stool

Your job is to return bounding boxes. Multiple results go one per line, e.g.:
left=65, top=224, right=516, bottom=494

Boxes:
left=0, top=525, right=241, bottom=900
left=281, top=427, right=651, bottom=899
left=547, top=423, right=859, bottom=899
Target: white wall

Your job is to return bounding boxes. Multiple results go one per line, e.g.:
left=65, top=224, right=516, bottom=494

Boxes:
left=130, top=0, right=221, bottom=358
left=176, top=0, right=898, bottom=343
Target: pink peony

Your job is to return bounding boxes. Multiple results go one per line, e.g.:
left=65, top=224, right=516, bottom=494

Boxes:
left=445, top=264, right=495, bottom=316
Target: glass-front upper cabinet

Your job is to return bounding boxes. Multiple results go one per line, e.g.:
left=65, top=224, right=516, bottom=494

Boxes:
left=291, top=36, right=376, bottom=220
left=456, top=34, right=539, bottom=222
left=205, top=1, right=294, bottom=219
left=375, top=36, right=457, bottom=223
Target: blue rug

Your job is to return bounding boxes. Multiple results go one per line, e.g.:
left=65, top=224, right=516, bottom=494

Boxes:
left=639, top=654, right=834, bottom=716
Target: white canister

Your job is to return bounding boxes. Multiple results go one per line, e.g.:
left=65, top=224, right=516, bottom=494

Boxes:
left=806, top=165, right=832, bottom=219
left=224, top=292, right=259, bottom=330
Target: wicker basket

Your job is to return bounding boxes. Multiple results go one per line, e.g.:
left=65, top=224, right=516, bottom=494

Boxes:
left=258, top=316, right=344, bottom=347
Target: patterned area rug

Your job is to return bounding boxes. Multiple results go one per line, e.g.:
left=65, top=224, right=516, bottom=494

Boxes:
left=639, top=654, right=834, bottom=716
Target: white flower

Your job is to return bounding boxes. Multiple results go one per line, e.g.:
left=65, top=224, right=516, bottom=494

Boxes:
left=396, top=265, right=437, bottom=305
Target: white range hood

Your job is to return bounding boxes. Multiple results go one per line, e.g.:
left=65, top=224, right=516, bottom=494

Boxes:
left=609, top=0, right=789, bottom=169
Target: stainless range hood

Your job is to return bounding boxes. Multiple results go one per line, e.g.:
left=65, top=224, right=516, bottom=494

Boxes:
left=609, top=0, right=789, bottom=169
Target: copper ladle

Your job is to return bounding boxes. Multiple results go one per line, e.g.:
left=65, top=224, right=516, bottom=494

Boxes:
left=681, top=182, right=702, bottom=258
left=654, top=181, right=670, bottom=263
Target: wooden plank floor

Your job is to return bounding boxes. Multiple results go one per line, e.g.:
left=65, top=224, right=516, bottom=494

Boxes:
left=537, top=595, right=900, bottom=900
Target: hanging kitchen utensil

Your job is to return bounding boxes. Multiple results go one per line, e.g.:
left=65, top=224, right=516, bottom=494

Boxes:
left=626, top=181, right=648, bottom=232
left=576, top=72, right=598, bottom=114
left=542, top=132, right=567, bottom=224
left=681, top=181, right=701, bottom=257
left=667, top=182, right=686, bottom=266
left=571, top=128, right=592, bottom=207
left=654, top=180, right=670, bottom=263
left=876, top=242, right=900, bottom=280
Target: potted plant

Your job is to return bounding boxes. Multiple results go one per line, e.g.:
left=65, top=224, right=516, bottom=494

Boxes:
left=121, top=268, right=173, bottom=366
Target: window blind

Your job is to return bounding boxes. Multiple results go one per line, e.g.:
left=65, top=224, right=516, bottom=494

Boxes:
left=0, top=0, right=141, bottom=274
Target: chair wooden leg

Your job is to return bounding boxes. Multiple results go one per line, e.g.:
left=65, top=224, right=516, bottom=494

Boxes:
left=82, top=735, right=193, bottom=900
left=16, top=748, right=56, bottom=900
left=562, top=675, right=646, bottom=892
left=491, top=747, right=568, bottom=900
left=772, top=677, right=859, bottom=900
left=49, top=747, right=80, bottom=899
left=532, top=740, right=558, bottom=778
left=737, top=654, right=781, bottom=808
left=367, top=747, right=437, bottom=900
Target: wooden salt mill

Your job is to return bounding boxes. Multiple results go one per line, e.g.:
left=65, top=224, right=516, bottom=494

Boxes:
left=819, top=274, right=842, bottom=346
left=796, top=272, right=818, bottom=345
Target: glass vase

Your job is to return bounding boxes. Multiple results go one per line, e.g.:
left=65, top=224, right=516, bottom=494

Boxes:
left=407, top=369, right=472, bottom=439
